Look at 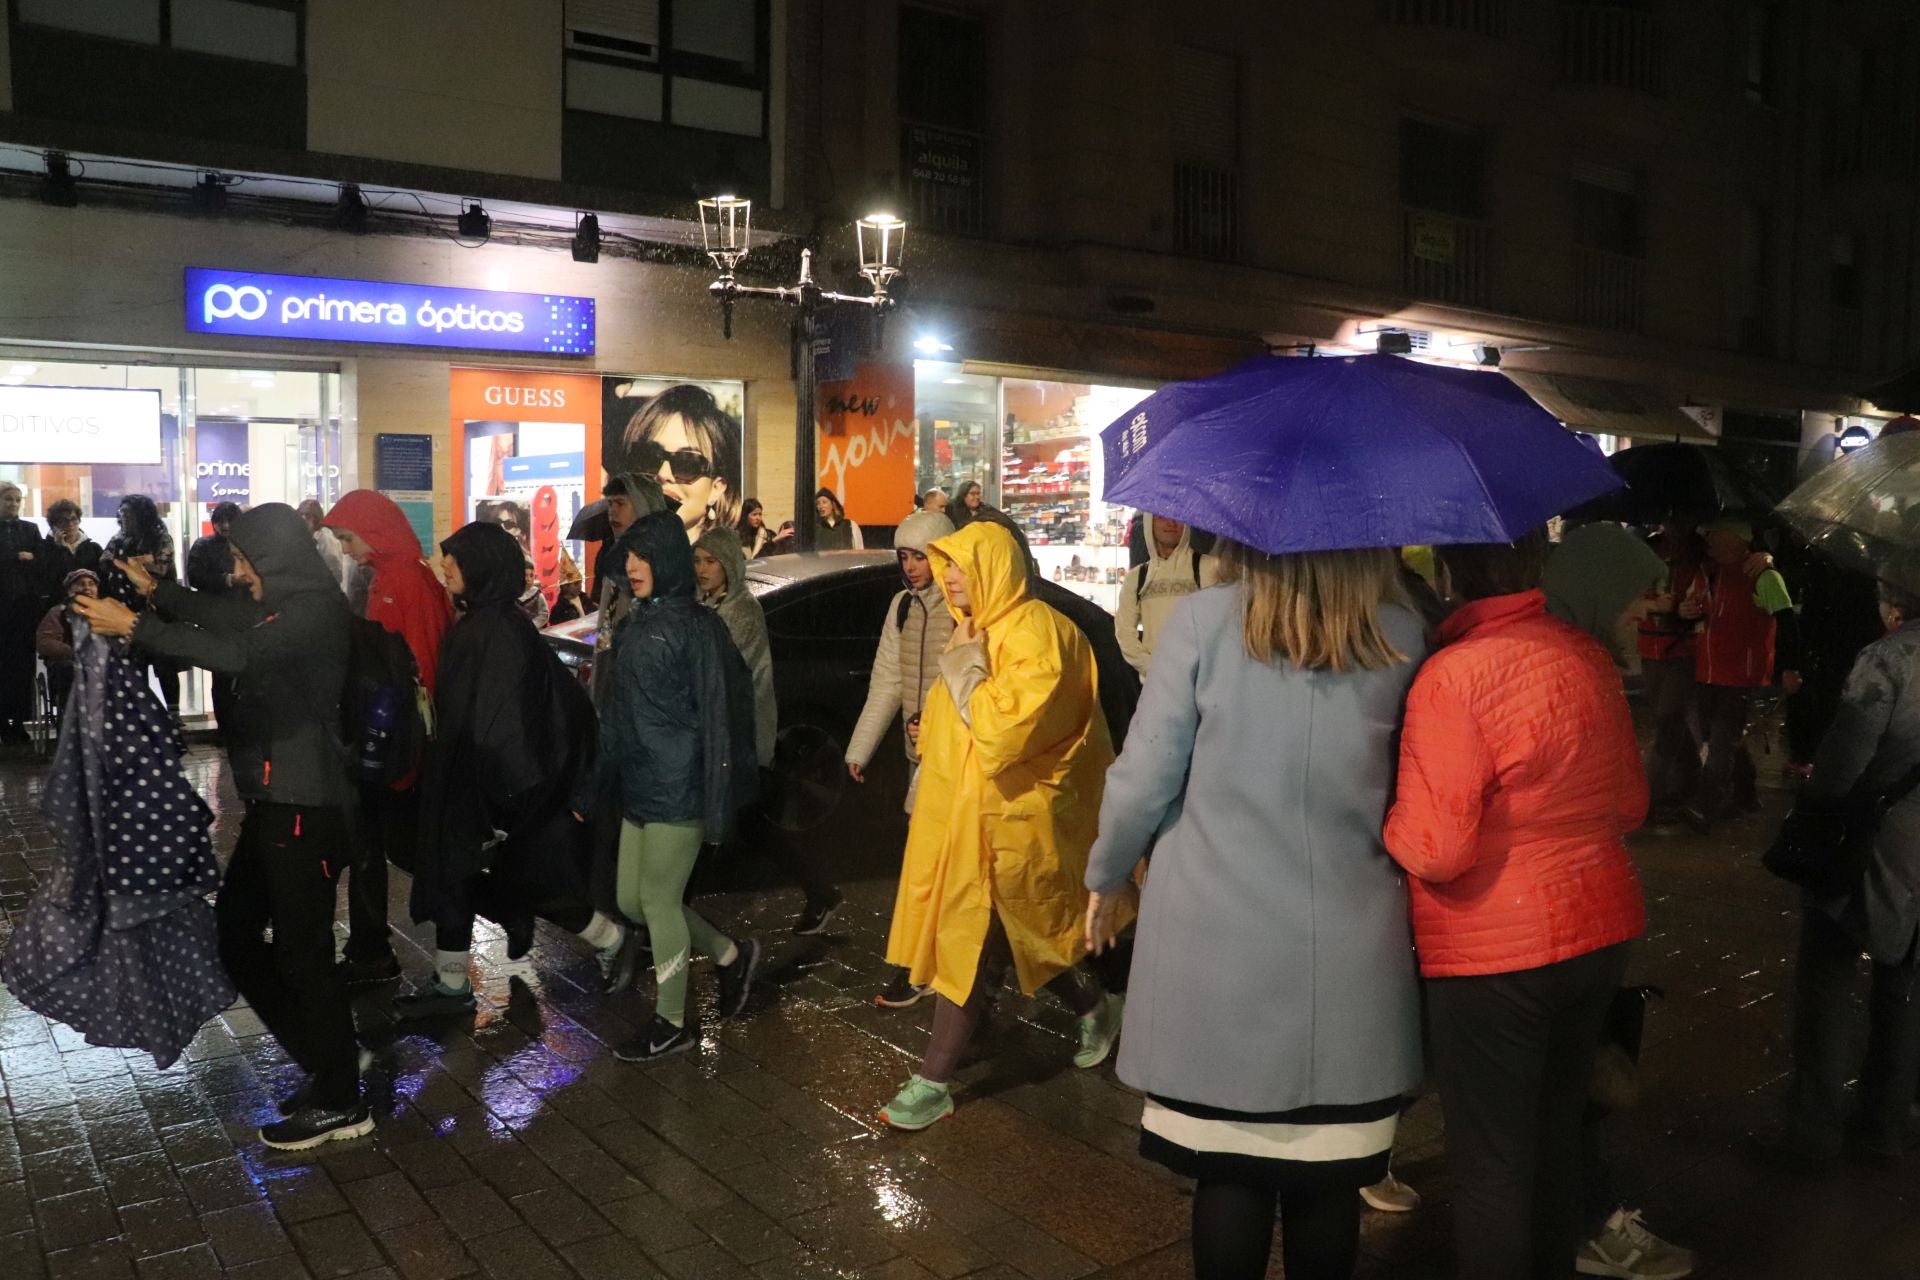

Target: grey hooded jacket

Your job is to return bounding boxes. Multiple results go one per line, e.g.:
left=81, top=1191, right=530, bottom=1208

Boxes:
left=695, top=526, right=777, bottom=768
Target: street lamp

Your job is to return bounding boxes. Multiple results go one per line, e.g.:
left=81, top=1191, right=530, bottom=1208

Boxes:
left=700, top=196, right=908, bottom=550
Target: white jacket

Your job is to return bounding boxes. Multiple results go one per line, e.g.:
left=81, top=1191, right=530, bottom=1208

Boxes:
left=1116, top=528, right=1217, bottom=675
left=845, top=581, right=954, bottom=771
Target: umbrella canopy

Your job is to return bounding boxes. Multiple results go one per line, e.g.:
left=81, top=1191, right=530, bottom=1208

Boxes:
left=1100, top=354, right=1623, bottom=555
left=1777, top=430, right=1920, bottom=594
left=1568, top=442, right=1779, bottom=524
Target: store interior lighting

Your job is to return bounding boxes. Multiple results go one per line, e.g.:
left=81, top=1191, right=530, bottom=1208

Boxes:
left=41, top=152, right=77, bottom=207
left=571, top=212, right=601, bottom=263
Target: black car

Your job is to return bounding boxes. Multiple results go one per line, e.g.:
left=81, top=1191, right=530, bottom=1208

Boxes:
left=543, top=551, right=911, bottom=844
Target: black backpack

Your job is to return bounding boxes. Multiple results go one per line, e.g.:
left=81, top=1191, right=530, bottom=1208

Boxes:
left=341, top=614, right=427, bottom=786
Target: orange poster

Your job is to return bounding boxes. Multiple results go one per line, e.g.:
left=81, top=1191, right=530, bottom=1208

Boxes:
left=816, top=362, right=915, bottom=526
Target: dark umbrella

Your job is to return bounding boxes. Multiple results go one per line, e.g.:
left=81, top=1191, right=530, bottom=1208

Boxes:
left=1569, top=443, right=1779, bottom=524
left=1777, top=430, right=1920, bottom=595
left=1100, top=353, right=1622, bottom=554
left=567, top=500, right=612, bottom=543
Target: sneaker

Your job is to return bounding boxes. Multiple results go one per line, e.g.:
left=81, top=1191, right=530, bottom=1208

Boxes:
left=1576, top=1209, right=1696, bottom=1280
left=259, top=1104, right=374, bottom=1151
left=1359, top=1172, right=1421, bottom=1213
left=505, top=915, right=536, bottom=962
left=879, top=1075, right=955, bottom=1131
left=717, top=938, right=763, bottom=1021
left=1072, top=993, right=1124, bottom=1069
left=613, top=1013, right=695, bottom=1063
left=875, top=970, right=933, bottom=1009
left=793, top=890, right=844, bottom=937
left=277, top=1048, right=377, bottom=1116
left=337, top=953, right=401, bottom=988
left=392, top=980, right=477, bottom=1020
left=603, top=929, right=648, bottom=996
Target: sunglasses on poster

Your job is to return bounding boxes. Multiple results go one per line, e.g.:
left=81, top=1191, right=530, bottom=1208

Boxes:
left=636, top=441, right=716, bottom=484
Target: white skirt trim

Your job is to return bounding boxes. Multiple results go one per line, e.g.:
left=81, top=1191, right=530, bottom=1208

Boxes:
left=1140, top=1099, right=1398, bottom=1164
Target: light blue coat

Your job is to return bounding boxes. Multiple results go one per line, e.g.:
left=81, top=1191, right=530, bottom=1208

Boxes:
left=1086, top=585, right=1426, bottom=1113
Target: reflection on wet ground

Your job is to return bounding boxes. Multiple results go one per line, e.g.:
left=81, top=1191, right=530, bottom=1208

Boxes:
left=0, top=742, right=1917, bottom=1277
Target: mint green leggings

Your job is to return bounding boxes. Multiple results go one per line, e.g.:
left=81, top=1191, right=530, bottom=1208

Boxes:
left=616, top=820, right=734, bottom=1025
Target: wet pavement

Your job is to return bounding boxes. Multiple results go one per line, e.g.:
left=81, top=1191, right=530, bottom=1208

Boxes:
left=1, top=739, right=1918, bottom=1279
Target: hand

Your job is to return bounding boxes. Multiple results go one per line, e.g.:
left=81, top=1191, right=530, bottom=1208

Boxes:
left=1084, top=882, right=1140, bottom=956
left=72, top=594, right=138, bottom=638
left=847, top=762, right=865, bottom=784
left=949, top=617, right=978, bottom=649
left=116, top=556, right=156, bottom=598
left=1646, top=591, right=1674, bottom=614
left=1678, top=598, right=1705, bottom=620
left=15, top=550, right=32, bottom=561
left=570, top=810, right=586, bottom=824
left=1782, top=670, right=1804, bottom=695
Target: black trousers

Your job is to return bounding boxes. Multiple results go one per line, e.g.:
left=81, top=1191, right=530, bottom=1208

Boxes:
left=1641, top=657, right=1699, bottom=814
left=0, top=598, right=35, bottom=724
left=217, top=801, right=359, bottom=1109
left=346, top=784, right=414, bottom=962
left=1788, top=906, right=1920, bottom=1156
left=1695, top=684, right=1757, bottom=819
left=1427, top=944, right=1628, bottom=1280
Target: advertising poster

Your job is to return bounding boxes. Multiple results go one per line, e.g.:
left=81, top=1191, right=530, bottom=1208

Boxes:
left=374, top=433, right=436, bottom=554
left=600, top=376, right=747, bottom=546
left=817, top=362, right=915, bottom=526
left=193, top=419, right=252, bottom=504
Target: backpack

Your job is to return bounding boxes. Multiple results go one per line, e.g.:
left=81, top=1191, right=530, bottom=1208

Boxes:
left=342, top=614, right=427, bottom=786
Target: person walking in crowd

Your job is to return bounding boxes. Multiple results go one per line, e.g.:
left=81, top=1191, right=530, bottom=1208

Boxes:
left=1785, top=579, right=1920, bottom=1163
left=99, top=494, right=181, bottom=717
left=34, top=569, right=97, bottom=721
left=589, top=472, right=667, bottom=706
left=878, top=520, right=1124, bottom=1131
left=619, top=383, right=742, bottom=543
left=1115, top=513, right=1215, bottom=676
left=923, top=488, right=950, bottom=516
left=847, top=508, right=958, bottom=1009
left=40, top=497, right=101, bottom=597
left=1637, top=518, right=1707, bottom=824
left=1385, top=531, right=1648, bottom=1280
left=323, top=490, right=456, bottom=989
left=813, top=487, right=864, bottom=550
left=695, top=526, right=843, bottom=934
left=0, top=482, right=40, bottom=744
left=1682, top=517, right=1801, bottom=833
left=518, top=556, right=551, bottom=628
left=1086, top=542, right=1426, bottom=1280
left=76, top=503, right=369, bottom=1150
left=399, top=521, right=599, bottom=1017
left=188, top=501, right=250, bottom=743
left=737, top=498, right=773, bottom=559
left=298, top=497, right=357, bottom=599
left=581, top=510, right=762, bottom=1061
left=549, top=549, right=588, bottom=625
left=949, top=480, right=991, bottom=531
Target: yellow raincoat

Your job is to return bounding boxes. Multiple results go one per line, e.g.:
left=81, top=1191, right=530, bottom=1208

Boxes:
left=885, top=521, right=1128, bottom=1005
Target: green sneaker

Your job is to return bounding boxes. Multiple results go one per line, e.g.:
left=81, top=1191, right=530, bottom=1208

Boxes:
left=1073, top=993, right=1124, bottom=1069
left=878, top=1075, right=954, bottom=1131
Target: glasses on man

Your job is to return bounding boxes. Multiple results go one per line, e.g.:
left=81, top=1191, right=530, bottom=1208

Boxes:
left=635, top=441, right=715, bottom=485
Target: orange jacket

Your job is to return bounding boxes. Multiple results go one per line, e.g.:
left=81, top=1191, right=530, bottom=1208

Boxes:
left=1385, top=591, right=1647, bottom=978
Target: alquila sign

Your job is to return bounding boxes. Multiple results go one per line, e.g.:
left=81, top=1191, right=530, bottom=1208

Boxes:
left=185, top=268, right=596, bottom=355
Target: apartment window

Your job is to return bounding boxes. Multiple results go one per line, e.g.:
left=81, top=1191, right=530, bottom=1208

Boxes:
left=1562, top=0, right=1658, bottom=94
left=15, top=0, right=302, bottom=66
left=1400, top=119, right=1489, bottom=306
left=1742, top=4, right=1776, bottom=103
left=1733, top=203, right=1771, bottom=354
left=1401, top=119, right=1484, bottom=217
left=1571, top=168, right=1640, bottom=256
left=563, top=0, right=765, bottom=136
left=899, top=5, right=989, bottom=236
left=1570, top=167, right=1643, bottom=329
left=1377, top=0, right=1506, bottom=37
left=1831, top=233, right=1862, bottom=309
left=1170, top=46, right=1239, bottom=260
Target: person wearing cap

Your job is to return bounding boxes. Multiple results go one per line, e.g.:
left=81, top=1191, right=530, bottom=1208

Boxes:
left=35, top=568, right=99, bottom=721
left=1680, top=517, right=1801, bottom=832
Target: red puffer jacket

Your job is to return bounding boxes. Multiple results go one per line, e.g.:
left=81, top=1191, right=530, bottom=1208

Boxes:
left=1385, top=590, right=1647, bottom=978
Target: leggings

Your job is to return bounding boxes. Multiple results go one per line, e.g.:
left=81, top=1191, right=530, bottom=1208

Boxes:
left=616, top=820, right=734, bottom=1025
left=1192, top=1178, right=1360, bottom=1280
left=921, top=914, right=1104, bottom=1083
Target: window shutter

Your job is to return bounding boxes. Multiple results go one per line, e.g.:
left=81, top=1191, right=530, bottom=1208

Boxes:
left=566, top=0, right=660, bottom=49
left=670, top=0, right=755, bottom=64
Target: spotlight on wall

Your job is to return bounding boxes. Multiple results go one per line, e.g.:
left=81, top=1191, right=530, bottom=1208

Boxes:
left=1473, top=343, right=1502, bottom=367
left=571, top=212, right=601, bottom=263
left=41, top=152, right=77, bottom=208
left=1376, top=329, right=1414, bottom=356
left=190, top=173, right=232, bottom=213
left=913, top=334, right=953, bottom=355
left=456, top=200, right=491, bottom=241
left=334, top=184, right=369, bottom=233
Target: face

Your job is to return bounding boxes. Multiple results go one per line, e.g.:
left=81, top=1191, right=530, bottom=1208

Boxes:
left=1152, top=515, right=1186, bottom=548
left=747, top=507, right=764, bottom=529
left=0, top=488, right=20, bottom=520
left=626, top=550, right=655, bottom=600
left=899, top=548, right=933, bottom=590
left=943, top=559, right=970, bottom=613
left=646, top=414, right=725, bottom=533
left=51, top=509, right=77, bottom=537
left=965, top=487, right=982, bottom=510
left=926, top=492, right=948, bottom=514
left=334, top=527, right=373, bottom=562
left=1705, top=530, right=1748, bottom=565
left=815, top=494, right=834, bottom=519
left=693, top=547, right=727, bottom=595
left=442, top=555, right=465, bottom=598
left=230, top=548, right=264, bottom=602
left=524, top=562, right=538, bottom=591
left=70, top=577, right=98, bottom=600
left=298, top=502, right=323, bottom=532
left=117, top=504, right=135, bottom=535
left=606, top=493, right=636, bottom=537
left=214, top=517, right=233, bottom=537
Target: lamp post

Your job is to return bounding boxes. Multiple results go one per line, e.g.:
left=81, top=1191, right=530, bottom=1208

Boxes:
left=699, top=197, right=907, bottom=551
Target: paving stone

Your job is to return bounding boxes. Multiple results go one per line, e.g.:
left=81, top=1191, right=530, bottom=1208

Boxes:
left=290, top=1212, right=386, bottom=1278
left=375, top=1219, right=476, bottom=1280
left=45, top=1237, right=136, bottom=1280
left=36, top=1186, right=123, bottom=1252
left=120, top=1196, right=209, bottom=1260
left=130, top=1243, right=222, bottom=1280
left=508, top=1184, right=612, bottom=1247
left=344, top=1170, right=434, bottom=1233
left=199, top=1200, right=294, bottom=1267
left=419, top=1180, right=515, bottom=1243
left=467, top=1225, right=571, bottom=1280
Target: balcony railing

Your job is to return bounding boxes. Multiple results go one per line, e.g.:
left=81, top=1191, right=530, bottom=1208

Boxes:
left=1573, top=246, right=1644, bottom=330
left=1562, top=3, right=1658, bottom=93
left=1377, top=0, right=1506, bottom=37
left=1403, top=208, right=1490, bottom=308
left=1173, top=164, right=1240, bottom=260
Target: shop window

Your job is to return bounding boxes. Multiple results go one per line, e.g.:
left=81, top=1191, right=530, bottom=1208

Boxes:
left=16, top=0, right=161, bottom=44
left=1170, top=46, right=1239, bottom=261
left=16, top=0, right=300, bottom=65
left=913, top=363, right=1000, bottom=507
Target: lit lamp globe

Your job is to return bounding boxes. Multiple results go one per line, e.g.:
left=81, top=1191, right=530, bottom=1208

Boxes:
left=856, top=212, right=907, bottom=291
left=698, top=195, right=752, bottom=273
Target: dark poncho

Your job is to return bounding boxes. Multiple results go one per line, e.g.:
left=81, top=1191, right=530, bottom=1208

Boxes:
left=1, top=628, right=233, bottom=1068
left=411, top=522, right=596, bottom=923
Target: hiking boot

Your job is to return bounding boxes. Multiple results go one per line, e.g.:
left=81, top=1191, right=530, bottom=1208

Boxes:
left=1575, top=1209, right=1695, bottom=1279
left=717, top=938, right=763, bottom=1021
left=875, top=969, right=932, bottom=1009
left=259, top=1104, right=374, bottom=1151
left=392, top=981, right=476, bottom=1020
left=603, top=929, right=648, bottom=995
left=793, top=890, right=844, bottom=936
left=337, top=953, right=401, bottom=988
left=1359, top=1172, right=1421, bottom=1213
left=613, top=1014, right=695, bottom=1063
left=1073, top=993, right=1124, bottom=1069
left=879, top=1075, right=954, bottom=1131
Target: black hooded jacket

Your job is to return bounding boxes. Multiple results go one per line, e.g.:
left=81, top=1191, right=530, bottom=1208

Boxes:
left=585, top=510, right=756, bottom=838
left=137, top=503, right=354, bottom=807
left=410, top=523, right=597, bottom=921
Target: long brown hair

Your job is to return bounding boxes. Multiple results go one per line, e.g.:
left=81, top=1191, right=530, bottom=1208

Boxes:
left=1217, top=542, right=1411, bottom=672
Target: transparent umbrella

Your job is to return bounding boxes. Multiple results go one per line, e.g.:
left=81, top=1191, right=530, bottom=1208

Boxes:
left=1777, top=431, right=1920, bottom=594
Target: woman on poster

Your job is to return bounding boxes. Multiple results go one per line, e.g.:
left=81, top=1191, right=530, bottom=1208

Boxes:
left=614, top=384, right=743, bottom=544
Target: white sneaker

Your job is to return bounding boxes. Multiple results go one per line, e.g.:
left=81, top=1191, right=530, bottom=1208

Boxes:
left=1359, top=1172, right=1420, bottom=1213
left=1576, top=1208, right=1696, bottom=1280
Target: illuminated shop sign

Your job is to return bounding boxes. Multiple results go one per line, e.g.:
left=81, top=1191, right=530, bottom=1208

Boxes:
left=184, top=268, right=595, bottom=355
left=0, top=385, right=163, bottom=465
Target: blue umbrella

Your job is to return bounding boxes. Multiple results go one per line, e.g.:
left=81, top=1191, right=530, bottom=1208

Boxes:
left=1101, top=354, right=1624, bottom=554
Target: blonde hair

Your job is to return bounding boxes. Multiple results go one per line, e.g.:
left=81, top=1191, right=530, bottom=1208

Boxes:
left=1218, top=542, right=1411, bottom=672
